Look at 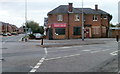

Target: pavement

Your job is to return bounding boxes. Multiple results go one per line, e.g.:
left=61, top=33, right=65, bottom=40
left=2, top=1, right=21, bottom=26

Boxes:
left=28, top=38, right=115, bottom=48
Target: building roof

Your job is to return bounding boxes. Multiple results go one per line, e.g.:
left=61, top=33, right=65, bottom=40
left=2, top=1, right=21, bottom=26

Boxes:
left=48, top=5, right=109, bottom=15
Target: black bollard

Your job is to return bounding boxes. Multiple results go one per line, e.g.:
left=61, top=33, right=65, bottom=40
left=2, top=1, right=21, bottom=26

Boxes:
left=116, top=35, right=119, bottom=42
left=25, top=38, right=27, bottom=42
left=22, top=38, right=24, bottom=41
left=41, top=38, right=43, bottom=45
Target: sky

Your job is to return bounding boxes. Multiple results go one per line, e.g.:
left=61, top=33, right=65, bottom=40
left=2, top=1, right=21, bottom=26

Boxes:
left=0, top=0, right=119, bottom=28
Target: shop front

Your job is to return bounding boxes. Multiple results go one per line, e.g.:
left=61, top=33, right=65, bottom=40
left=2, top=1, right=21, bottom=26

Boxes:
left=47, top=23, right=67, bottom=40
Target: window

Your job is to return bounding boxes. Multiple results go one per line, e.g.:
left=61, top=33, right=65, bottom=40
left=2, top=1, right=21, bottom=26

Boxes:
left=102, top=26, right=106, bottom=33
left=57, top=15, right=63, bottom=21
left=92, top=26, right=100, bottom=34
left=73, top=27, right=81, bottom=35
left=55, top=28, right=65, bottom=35
left=104, top=15, right=107, bottom=19
left=75, top=14, right=80, bottom=21
left=93, top=15, right=98, bottom=21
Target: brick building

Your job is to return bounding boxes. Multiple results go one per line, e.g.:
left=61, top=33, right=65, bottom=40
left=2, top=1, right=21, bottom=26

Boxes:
left=0, top=21, right=18, bottom=34
left=46, top=3, right=112, bottom=39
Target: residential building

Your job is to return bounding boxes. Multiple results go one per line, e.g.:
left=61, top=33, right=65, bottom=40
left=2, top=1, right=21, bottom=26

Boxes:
left=0, top=21, right=18, bottom=34
left=46, top=3, right=112, bottom=39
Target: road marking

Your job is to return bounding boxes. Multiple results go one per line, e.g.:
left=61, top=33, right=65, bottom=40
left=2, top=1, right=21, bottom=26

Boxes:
left=110, top=51, right=118, bottom=56
left=60, top=47, right=71, bottom=49
left=45, top=54, right=80, bottom=61
left=82, top=50, right=91, bottom=52
left=29, top=48, right=48, bottom=73
left=18, top=37, right=23, bottom=42
left=90, top=51, right=100, bottom=53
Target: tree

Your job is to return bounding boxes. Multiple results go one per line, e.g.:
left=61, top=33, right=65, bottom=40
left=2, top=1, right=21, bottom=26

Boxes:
left=26, top=21, right=44, bottom=34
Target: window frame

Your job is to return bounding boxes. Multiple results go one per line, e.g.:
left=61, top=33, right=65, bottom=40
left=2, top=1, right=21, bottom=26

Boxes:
left=73, top=27, right=81, bottom=35
left=75, top=14, right=80, bottom=21
left=104, top=15, right=108, bottom=19
left=55, top=28, right=65, bottom=35
left=93, top=15, right=98, bottom=21
left=57, top=15, right=63, bottom=21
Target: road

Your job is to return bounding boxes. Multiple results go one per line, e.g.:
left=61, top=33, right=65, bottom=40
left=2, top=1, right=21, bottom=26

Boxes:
left=1, top=35, right=119, bottom=73
left=2, top=34, right=45, bottom=72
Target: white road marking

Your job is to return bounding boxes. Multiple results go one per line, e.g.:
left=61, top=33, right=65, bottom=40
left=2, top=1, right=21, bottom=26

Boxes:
left=45, top=54, right=80, bottom=61
left=29, top=48, right=48, bottom=73
left=90, top=51, right=100, bottom=53
left=45, top=57, right=62, bottom=61
left=110, top=51, right=118, bottom=56
left=60, top=47, right=71, bottom=49
left=82, top=50, right=91, bottom=52
left=44, top=48, right=48, bottom=54
left=18, top=37, right=23, bottom=41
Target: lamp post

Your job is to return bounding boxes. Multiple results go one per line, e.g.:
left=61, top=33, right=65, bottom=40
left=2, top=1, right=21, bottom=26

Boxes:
left=24, top=0, right=28, bottom=42
left=82, top=0, right=84, bottom=41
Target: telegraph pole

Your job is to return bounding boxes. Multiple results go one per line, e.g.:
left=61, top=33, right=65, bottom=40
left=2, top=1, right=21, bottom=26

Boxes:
left=82, top=0, right=84, bottom=41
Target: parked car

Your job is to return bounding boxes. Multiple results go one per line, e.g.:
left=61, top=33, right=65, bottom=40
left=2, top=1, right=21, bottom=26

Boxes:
left=7, top=33, right=12, bottom=36
left=2, top=33, right=7, bottom=36
left=34, top=33, right=44, bottom=39
left=11, top=32, right=18, bottom=35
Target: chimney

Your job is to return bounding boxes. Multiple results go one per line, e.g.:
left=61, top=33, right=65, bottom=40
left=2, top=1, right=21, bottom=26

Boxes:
left=95, top=4, right=98, bottom=11
left=68, top=3, right=73, bottom=12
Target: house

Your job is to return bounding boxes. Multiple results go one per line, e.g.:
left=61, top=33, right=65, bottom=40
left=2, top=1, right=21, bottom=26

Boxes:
left=0, top=21, right=18, bottom=34
left=46, top=3, right=112, bottom=40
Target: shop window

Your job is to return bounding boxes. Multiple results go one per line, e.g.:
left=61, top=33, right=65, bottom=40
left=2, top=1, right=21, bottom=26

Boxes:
left=73, top=27, right=81, bottom=35
left=55, top=28, right=65, bottom=35
left=57, top=15, right=63, bottom=21
left=93, top=15, right=98, bottom=21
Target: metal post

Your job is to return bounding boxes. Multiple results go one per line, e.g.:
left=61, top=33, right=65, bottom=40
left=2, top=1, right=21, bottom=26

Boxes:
left=25, top=0, right=27, bottom=42
left=68, top=13, right=70, bottom=39
left=82, top=0, right=84, bottom=41
left=41, top=38, right=43, bottom=45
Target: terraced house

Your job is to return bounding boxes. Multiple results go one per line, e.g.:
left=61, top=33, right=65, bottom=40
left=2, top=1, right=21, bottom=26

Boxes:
left=46, top=3, right=112, bottom=39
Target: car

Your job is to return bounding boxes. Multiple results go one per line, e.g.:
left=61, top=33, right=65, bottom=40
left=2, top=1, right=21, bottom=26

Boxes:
left=11, top=32, right=18, bottom=35
left=34, top=33, right=43, bottom=39
left=2, top=33, right=7, bottom=36
left=7, top=33, right=12, bottom=36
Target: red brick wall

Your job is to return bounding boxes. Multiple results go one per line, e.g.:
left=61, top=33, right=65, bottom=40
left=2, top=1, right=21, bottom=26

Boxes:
left=48, top=13, right=109, bottom=39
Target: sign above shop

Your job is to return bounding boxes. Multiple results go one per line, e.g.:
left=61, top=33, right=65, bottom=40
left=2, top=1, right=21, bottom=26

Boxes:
left=53, top=23, right=67, bottom=28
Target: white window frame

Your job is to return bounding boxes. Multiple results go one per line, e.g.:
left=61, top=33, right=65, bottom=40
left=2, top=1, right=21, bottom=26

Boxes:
left=57, top=15, right=63, bottom=21
left=104, top=15, right=107, bottom=19
left=93, top=15, right=98, bottom=21
left=75, top=14, right=80, bottom=21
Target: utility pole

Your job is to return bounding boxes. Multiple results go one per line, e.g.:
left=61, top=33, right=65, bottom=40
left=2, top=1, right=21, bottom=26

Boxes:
left=25, top=0, right=28, bottom=42
left=82, top=0, right=84, bottom=41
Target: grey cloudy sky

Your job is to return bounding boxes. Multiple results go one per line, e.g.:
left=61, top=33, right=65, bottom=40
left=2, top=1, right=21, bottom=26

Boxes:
left=0, top=0, right=119, bottom=27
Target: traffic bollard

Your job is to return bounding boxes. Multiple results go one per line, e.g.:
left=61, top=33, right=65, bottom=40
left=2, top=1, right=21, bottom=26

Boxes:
left=41, top=38, right=43, bottom=45
left=116, top=35, right=119, bottom=42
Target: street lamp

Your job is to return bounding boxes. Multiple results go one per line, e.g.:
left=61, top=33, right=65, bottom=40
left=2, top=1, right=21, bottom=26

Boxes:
left=82, top=0, right=84, bottom=41
left=24, top=0, right=28, bottom=42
